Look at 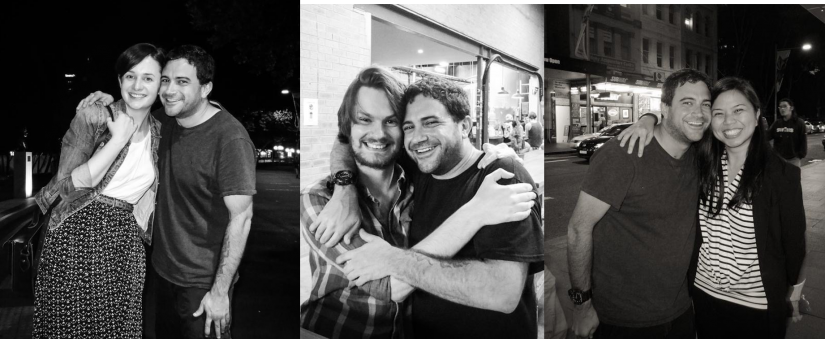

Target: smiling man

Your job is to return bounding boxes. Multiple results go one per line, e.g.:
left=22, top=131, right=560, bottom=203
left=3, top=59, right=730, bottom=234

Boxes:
left=77, top=45, right=256, bottom=339
left=333, top=76, right=544, bottom=339
left=566, top=69, right=712, bottom=339
left=300, top=67, right=538, bottom=339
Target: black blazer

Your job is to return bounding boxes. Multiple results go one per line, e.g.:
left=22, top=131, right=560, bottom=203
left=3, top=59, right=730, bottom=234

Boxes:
left=689, top=152, right=806, bottom=338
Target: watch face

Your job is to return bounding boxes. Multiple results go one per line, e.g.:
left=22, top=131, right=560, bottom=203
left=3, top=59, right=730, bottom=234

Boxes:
left=337, top=171, right=353, bottom=180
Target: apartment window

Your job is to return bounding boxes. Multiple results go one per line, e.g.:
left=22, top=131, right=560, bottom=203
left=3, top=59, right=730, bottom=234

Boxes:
left=656, top=42, right=663, bottom=67
left=705, top=55, right=712, bottom=75
left=695, top=12, right=702, bottom=34
left=686, top=49, right=693, bottom=69
left=589, top=26, right=596, bottom=56
left=643, top=38, right=650, bottom=64
left=705, top=18, right=711, bottom=37
left=669, top=5, right=676, bottom=24
left=620, top=32, right=631, bottom=60
left=643, top=4, right=649, bottom=15
left=696, top=52, right=703, bottom=71
left=604, top=31, right=614, bottom=57
left=656, top=5, right=663, bottom=20
left=669, top=46, right=675, bottom=69
left=684, top=10, right=693, bottom=30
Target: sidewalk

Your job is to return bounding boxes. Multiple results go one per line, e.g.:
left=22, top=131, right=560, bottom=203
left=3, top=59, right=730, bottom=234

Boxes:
left=546, top=160, right=825, bottom=338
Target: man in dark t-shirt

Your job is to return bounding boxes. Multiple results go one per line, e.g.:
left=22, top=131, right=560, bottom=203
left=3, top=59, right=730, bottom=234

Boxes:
left=337, top=76, right=543, bottom=339
left=79, top=45, right=255, bottom=339
left=566, top=69, right=712, bottom=339
left=149, top=45, right=256, bottom=339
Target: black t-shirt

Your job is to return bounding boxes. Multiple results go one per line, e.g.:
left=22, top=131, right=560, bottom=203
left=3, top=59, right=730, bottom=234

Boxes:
left=582, top=137, right=697, bottom=327
left=151, top=107, right=257, bottom=289
left=408, top=154, right=544, bottom=339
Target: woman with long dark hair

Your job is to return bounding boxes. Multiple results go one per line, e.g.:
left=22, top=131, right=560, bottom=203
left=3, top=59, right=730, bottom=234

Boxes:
left=690, top=77, right=805, bottom=338
left=33, top=43, right=164, bottom=338
left=616, top=77, right=806, bottom=338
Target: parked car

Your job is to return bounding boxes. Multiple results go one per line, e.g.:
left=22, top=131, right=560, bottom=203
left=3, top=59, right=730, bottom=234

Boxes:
left=570, top=126, right=610, bottom=149
left=576, top=123, right=632, bottom=160
left=805, top=121, right=814, bottom=134
left=822, top=134, right=825, bottom=151
left=812, top=121, right=825, bottom=133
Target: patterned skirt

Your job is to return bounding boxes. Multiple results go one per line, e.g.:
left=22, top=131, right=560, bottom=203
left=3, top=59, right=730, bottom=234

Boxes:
left=33, top=199, right=145, bottom=338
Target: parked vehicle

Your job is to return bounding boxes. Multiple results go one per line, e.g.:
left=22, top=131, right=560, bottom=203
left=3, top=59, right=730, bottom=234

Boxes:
left=805, top=121, right=814, bottom=134
left=576, top=123, right=632, bottom=160
left=570, top=126, right=609, bottom=149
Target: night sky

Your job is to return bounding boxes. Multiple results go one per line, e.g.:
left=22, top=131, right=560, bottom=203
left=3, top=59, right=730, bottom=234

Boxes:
left=4, top=0, right=298, bottom=152
left=717, top=5, right=824, bottom=123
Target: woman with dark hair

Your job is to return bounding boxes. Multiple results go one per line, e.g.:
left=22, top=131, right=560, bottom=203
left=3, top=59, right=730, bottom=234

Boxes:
left=33, top=43, right=165, bottom=338
left=616, top=77, right=806, bottom=338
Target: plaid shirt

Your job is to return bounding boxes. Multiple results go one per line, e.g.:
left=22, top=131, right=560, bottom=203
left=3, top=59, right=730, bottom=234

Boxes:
left=300, top=164, right=413, bottom=339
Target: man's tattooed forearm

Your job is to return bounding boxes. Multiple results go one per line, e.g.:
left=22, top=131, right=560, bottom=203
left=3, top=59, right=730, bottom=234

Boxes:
left=439, top=260, right=470, bottom=269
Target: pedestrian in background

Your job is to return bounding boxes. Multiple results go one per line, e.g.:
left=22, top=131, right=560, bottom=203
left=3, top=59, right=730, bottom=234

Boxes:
left=768, top=98, right=807, bottom=167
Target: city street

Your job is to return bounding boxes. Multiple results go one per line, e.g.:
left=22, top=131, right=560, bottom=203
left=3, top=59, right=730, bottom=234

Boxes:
left=0, top=165, right=300, bottom=339
left=234, top=165, right=300, bottom=338
left=545, top=134, right=825, bottom=338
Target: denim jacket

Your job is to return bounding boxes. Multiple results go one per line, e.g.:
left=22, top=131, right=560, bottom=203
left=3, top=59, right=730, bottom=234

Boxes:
left=34, top=100, right=161, bottom=244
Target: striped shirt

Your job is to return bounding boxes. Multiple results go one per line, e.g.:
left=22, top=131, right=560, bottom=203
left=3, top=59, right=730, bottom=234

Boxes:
left=300, top=164, right=413, bottom=339
left=695, top=151, right=768, bottom=309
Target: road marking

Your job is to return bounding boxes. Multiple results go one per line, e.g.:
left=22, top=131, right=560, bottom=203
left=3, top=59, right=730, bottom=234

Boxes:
left=546, top=159, right=574, bottom=163
left=545, top=196, right=554, bottom=200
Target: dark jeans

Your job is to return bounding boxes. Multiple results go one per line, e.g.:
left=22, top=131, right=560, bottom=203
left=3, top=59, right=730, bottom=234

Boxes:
left=693, top=288, right=773, bottom=339
left=594, top=308, right=695, bottom=339
left=144, top=264, right=234, bottom=339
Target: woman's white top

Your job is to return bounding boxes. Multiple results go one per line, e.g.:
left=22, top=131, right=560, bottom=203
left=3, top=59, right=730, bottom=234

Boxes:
left=101, top=131, right=154, bottom=204
left=695, top=151, right=768, bottom=309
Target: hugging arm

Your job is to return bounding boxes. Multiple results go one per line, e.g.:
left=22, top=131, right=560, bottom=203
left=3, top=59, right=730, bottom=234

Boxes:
left=616, top=113, right=658, bottom=157
left=314, top=139, right=521, bottom=247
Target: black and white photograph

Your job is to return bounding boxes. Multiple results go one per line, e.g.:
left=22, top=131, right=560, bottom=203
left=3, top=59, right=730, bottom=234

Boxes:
left=1, top=1, right=298, bottom=338
left=545, top=4, right=825, bottom=339
left=299, top=4, right=545, bottom=339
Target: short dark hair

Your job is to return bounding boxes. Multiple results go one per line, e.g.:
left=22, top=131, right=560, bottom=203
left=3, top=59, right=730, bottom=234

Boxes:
left=661, top=68, right=712, bottom=107
left=402, top=76, right=470, bottom=123
left=337, top=66, right=405, bottom=144
left=778, top=98, right=797, bottom=120
left=115, top=43, right=166, bottom=79
left=167, top=45, right=215, bottom=85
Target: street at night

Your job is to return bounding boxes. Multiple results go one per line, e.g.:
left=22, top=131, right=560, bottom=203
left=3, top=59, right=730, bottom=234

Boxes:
left=546, top=134, right=825, bottom=240
left=546, top=133, right=825, bottom=338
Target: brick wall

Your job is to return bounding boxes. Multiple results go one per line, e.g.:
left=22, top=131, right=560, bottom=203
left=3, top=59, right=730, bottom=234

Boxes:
left=300, top=4, right=370, bottom=189
left=401, top=5, right=545, bottom=70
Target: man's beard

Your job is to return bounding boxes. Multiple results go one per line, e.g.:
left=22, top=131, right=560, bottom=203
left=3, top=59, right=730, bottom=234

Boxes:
left=353, top=138, right=399, bottom=169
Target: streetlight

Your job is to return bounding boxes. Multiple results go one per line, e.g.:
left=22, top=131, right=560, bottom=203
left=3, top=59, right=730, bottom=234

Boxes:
left=281, top=89, right=290, bottom=94
left=774, top=43, right=812, bottom=120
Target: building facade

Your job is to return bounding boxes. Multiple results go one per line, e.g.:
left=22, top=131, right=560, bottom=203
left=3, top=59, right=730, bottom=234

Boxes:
left=300, top=4, right=544, bottom=188
left=545, top=4, right=717, bottom=144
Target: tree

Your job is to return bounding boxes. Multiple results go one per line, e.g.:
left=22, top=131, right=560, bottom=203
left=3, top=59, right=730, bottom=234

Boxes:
left=185, top=0, right=297, bottom=87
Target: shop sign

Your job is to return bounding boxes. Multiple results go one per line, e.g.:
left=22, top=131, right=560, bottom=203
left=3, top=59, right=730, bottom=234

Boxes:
left=608, top=108, right=619, bottom=116
left=590, top=55, right=636, bottom=72
left=553, top=81, right=569, bottom=91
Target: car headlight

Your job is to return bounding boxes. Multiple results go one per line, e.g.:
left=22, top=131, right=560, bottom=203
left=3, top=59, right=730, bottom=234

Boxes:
left=594, top=142, right=605, bottom=149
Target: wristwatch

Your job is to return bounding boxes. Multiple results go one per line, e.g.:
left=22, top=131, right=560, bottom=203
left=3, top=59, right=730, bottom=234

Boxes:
left=568, top=288, right=592, bottom=305
left=327, top=170, right=356, bottom=191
